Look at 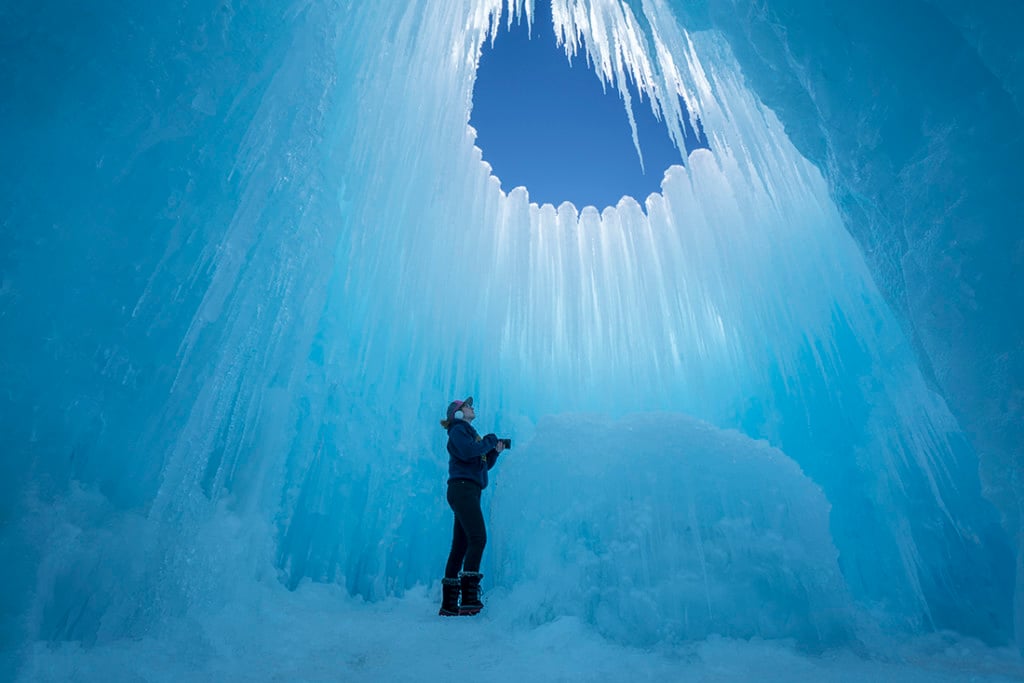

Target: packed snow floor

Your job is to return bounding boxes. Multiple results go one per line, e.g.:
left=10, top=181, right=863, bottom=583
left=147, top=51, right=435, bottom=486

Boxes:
left=17, top=580, right=1024, bottom=682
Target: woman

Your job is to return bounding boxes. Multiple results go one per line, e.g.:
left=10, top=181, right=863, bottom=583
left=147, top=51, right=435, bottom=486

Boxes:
left=438, top=396, right=506, bottom=616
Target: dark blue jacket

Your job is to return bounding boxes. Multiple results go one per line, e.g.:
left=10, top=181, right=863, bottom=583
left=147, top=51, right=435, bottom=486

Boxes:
left=446, top=419, right=501, bottom=489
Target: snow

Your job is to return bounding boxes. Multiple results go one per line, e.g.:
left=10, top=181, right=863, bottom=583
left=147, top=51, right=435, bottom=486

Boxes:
left=18, top=581, right=1024, bottom=682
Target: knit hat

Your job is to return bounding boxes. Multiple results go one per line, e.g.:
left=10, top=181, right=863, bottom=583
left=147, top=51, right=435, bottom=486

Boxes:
left=446, top=396, right=473, bottom=422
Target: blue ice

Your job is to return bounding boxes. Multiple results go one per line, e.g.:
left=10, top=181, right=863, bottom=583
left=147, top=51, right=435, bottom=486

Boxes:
left=1, top=0, right=1021, bottom=680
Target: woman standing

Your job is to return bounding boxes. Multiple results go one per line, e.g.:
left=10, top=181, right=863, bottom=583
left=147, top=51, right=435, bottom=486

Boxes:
left=438, top=396, right=506, bottom=616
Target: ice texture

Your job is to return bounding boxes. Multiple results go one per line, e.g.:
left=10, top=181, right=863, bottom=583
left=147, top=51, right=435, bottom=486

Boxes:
left=491, top=413, right=853, bottom=648
left=0, top=0, right=1021, bottom=678
left=661, top=0, right=1024, bottom=651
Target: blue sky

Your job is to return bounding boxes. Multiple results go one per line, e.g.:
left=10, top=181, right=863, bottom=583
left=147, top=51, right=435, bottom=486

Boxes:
left=470, top=2, right=706, bottom=210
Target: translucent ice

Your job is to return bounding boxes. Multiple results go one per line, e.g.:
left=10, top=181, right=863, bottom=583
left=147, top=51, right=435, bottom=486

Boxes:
left=1, top=0, right=1021, bottom=678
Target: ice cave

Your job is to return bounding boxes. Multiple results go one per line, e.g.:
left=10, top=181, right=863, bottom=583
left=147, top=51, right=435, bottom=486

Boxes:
left=1, top=0, right=1022, bottom=680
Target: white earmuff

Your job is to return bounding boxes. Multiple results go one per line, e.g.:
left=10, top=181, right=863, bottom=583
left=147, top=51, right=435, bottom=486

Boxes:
left=455, top=410, right=464, bottom=419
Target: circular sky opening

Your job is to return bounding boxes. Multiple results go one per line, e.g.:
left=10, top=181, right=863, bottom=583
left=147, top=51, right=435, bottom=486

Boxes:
left=470, top=2, right=709, bottom=211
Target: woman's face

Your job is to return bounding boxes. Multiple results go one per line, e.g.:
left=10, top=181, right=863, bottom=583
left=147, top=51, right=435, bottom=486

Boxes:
left=460, top=403, right=475, bottom=422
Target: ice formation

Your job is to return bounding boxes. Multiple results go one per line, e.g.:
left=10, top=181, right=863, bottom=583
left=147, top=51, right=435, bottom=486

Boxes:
left=1, top=0, right=1021, bottom=678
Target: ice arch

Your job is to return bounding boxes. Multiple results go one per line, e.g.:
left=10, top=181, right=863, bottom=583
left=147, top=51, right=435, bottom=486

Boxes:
left=1, top=0, right=1021, bottom=675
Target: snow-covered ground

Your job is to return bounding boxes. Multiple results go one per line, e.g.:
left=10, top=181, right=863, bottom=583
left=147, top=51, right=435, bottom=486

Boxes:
left=18, top=580, right=1024, bottom=682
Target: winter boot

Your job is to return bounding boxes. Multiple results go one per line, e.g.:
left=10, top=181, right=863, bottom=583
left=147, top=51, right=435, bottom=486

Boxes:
left=438, top=577, right=461, bottom=616
left=458, top=571, right=484, bottom=616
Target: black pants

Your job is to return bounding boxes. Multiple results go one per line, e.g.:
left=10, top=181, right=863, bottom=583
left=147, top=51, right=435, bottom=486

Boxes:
left=444, top=479, right=486, bottom=578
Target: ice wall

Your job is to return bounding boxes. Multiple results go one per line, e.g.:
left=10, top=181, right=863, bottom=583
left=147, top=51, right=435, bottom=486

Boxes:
left=0, top=0, right=1018, bottom=673
left=1, top=0, right=358, bottom=659
left=664, top=0, right=1024, bottom=647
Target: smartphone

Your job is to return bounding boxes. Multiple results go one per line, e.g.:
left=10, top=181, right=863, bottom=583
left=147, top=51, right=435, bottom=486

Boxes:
left=498, top=438, right=512, bottom=449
